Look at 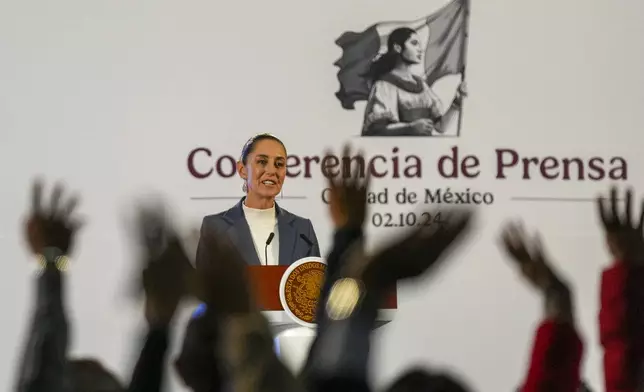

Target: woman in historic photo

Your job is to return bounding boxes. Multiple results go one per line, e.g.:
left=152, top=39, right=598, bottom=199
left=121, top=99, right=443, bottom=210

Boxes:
left=362, top=27, right=466, bottom=136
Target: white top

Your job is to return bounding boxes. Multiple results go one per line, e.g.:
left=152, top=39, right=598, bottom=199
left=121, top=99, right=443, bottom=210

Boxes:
left=243, top=203, right=279, bottom=266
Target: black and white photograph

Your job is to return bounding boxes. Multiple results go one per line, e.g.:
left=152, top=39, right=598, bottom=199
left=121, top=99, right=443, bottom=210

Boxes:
left=334, top=0, right=470, bottom=137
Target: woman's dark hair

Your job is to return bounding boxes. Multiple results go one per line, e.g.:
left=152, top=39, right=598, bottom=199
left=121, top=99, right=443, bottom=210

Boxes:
left=240, top=133, right=287, bottom=165
left=385, top=367, right=471, bottom=392
left=365, top=27, right=417, bottom=82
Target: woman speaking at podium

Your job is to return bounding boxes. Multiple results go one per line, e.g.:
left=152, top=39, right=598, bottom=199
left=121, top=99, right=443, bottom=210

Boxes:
left=196, top=133, right=320, bottom=266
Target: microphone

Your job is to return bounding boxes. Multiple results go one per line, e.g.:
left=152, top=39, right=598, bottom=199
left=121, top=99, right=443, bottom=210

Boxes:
left=264, top=232, right=275, bottom=266
left=299, top=233, right=313, bottom=251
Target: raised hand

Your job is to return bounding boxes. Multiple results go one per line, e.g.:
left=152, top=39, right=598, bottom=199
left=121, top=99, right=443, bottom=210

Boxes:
left=323, top=144, right=370, bottom=229
left=135, top=201, right=196, bottom=325
left=136, top=201, right=172, bottom=260
left=25, top=179, right=82, bottom=256
left=197, top=230, right=253, bottom=316
left=355, top=208, right=474, bottom=292
left=500, top=223, right=563, bottom=290
left=499, top=222, right=572, bottom=322
left=596, top=186, right=644, bottom=264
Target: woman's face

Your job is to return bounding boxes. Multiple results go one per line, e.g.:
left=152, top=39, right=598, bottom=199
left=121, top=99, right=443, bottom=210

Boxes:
left=239, top=139, right=287, bottom=199
left=399, top=33, right=422, bottom=64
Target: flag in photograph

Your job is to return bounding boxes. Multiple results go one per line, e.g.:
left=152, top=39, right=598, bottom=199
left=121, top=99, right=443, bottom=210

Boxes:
left=333, top=0, right=468, bottom=110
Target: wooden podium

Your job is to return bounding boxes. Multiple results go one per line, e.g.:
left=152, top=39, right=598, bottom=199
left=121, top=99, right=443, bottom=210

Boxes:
left=247, top=265, right=397, bottom=372
left=247, top=266, right=397, bottom=330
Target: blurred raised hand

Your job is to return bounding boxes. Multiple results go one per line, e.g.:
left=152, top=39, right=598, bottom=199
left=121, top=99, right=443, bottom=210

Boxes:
left=134, top=201, right=197, bottom=325
left=369, top=209, right=472, bottom=289
left=24, top=179, right=83, bottom=256
left=323, top=145, right=370, bottom=229
left=197, top=229, right=254, bottom=316
left=597, top=186, right=644, bottom=265
left=319, top=142, right=475, bottom=293
left=499, top=222, right=573, bottom=323
left=342, top=208, right=474, bottom=294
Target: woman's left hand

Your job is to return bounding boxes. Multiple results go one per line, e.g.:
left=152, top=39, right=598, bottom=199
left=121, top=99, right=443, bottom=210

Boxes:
left=456, top=81, right=468, bottom=100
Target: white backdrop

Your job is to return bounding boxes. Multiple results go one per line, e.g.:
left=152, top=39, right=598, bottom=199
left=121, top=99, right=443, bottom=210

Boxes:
left=1, top=0, right=643, bottom=390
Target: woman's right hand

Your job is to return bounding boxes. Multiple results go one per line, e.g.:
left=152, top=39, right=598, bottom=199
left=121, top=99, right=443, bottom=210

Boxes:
left=410, top=118, right=434, bottom=135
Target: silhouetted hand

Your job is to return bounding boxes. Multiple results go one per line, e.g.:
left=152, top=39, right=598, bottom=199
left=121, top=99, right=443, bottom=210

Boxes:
left=197, top=231, right=253, bottom=316
left=24, top=179, right=82, bottom=255
left=500, top=223, right=563, bottom=291
left=323, top=144, right=370, bottom=229
left=500, top=222, right=572, bottom=323
left=597, top=186, right=644, bottom=265
left=135, top=202, right=197, bottom=325
left=350, top=209, right=474, bottom=292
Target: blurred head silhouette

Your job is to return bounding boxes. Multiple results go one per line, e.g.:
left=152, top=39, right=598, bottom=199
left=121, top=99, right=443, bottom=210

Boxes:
left=174, top=309, right=224, bottom=392
left=69, top=358, right=124, bottom=392
left=515, top=380, right=592, bottom=392
left=385, top=367, right=471, bottom=392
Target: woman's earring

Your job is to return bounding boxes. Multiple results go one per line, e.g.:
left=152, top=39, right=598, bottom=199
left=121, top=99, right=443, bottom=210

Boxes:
left=242, top=182, right=248, bottom=193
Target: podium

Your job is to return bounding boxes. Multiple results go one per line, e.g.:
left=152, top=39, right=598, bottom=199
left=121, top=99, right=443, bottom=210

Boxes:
left=247, top=264, right=398, bottom=372
left=247, top=265, right=398, bottom=330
